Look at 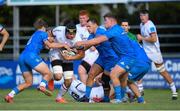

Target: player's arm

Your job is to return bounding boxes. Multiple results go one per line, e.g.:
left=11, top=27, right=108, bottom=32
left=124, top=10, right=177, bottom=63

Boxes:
left=44, top=40, right=71, bottom=51
left=0, top=28, right=9, bottom=51
left=75, top=35, right=108, bottom=48
left=137, top=33, right=157, bottom=43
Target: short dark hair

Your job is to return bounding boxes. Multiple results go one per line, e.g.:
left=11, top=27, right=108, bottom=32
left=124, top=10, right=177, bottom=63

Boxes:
left=121, top=19, right=129, bottom=23
left=87, top=18, right=99, bottom=25
left=33, top=18, right=48, bottom=29
left=65, top=22, right=76, bottom=34
left=103, top=13, right=118, bottom=20
left=139, top=9, right=149, bottom=14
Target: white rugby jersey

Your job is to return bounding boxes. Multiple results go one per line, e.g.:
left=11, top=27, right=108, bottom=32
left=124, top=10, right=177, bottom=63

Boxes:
left=0, top=24, right=3, bottom=32
left=76, top=24, right=89, bottom=41
left=140, top=20, right=161, bottom=53
left=49, top=26, right=82, bottom=62
left=52, top=26, right=82, bottom=46
left=68, top=79, right=104, bottom=102
left=76, top=24, right=99, bottom=65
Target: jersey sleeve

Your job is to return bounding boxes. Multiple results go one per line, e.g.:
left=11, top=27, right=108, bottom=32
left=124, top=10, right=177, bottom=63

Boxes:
left=104, top=29, right=113, bottom=40
left=52, top=27, right=59, bottom=37
left=147, top=22, right=156, bottom=34
left=42, top=32, right=48, bottom=42
left=96, top=28, right=106, bottom=36
left=87, top=34, right=94, bottom=40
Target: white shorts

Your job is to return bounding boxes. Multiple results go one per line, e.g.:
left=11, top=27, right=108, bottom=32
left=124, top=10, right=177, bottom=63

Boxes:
left=89, top=86, right=104, bottom=100
left=83, top=49, right=99, bottom=66
left=146, top=52, right=163, bottom=64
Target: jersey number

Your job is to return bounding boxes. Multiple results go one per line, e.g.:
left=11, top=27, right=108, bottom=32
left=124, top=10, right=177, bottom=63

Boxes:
left=71, top=92, right=80, bottom=100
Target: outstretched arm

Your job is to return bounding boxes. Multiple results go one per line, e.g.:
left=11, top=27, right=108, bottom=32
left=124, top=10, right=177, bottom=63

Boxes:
left=0, top=28, right=9, bottom=51
left=44, top=40, right=71, bottom=51
left=75, top=35, right=108, bottom=48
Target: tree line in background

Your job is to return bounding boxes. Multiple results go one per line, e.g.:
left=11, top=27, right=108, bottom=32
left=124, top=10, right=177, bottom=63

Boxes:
left=0, top=2, right=180, bottom=27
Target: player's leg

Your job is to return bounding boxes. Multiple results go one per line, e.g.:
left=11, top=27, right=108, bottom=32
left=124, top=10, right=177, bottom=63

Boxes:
left=101, top=73, right=111, bottom=102
left=136, top=79, right=144, bottom=96
left=110, top=58, right=135, bottom=103
left=155, top=63, right=178, bottom=100
left=119, top=73, right=128, bottom=102
left=148, top=52, right=178, bottom=100
left=78, top=60, right=91, bottom=84
left=5, top=71, right=33, bottom=103
left=5, top=54, right=33, bottom=103
left=109, top=65, right=127, bottom=103
left=63, top=62, right=74, bottom=88
left=34, top=61, right=53, bottom=96
left=48, top=59, right=64, bottom=91
left=128, top=61, right=150, bottom=103
left=56, top=62, right=73, bottom=103
left=48, top=50, right=64, bottom=91
left=85, top=63, right=103, bottom=99
left=128, top=81, right=145, bottom=103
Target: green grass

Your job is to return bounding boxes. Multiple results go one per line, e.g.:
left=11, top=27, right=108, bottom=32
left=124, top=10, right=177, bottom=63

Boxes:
left=0, top=89, right=179, bottom=110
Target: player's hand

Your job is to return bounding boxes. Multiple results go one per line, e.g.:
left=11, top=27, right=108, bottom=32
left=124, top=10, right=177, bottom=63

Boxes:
left=137, top=34, right=143, bottom=42
left=47, top=37, right=54, bottom=43
left=60, top=50, right=72, bottom=61
left=63, top=44, right=71, bottom=51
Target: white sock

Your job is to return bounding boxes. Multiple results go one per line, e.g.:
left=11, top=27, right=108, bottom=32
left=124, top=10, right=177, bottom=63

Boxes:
left=170, top=82, right=177, bottom=94
left=8, top=90, right=15, bottom=97
left=40, top=82, right=46, bottom=87
left=57, top=84, right=67, bottom=98
left=138, top=83, right=144, bottom=92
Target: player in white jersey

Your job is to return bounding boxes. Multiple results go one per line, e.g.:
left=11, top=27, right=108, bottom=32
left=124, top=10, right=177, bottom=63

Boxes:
left=57, top=79, right=104, bottom=103
left=0, top=24, right=9, bottom=51
left=137, top=10, right=178, bottom=100
left=76, top=10, right=99, bottom=84
left=47, top=22, right=85, bottom=103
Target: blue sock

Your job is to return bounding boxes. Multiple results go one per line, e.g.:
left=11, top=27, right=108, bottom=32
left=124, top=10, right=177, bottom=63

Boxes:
left=85, top=86, right=92, bottom=98
left=41, top=79, right=48, bottom=86
left=13, top=87, right=20, bottom=94
left=137, top=96, right=144, bottom=103
left=114, top=86, right=121, bottom=100
left=121, top=87, right=126, bottom=99
left=103, top=95, right=110, bottom=102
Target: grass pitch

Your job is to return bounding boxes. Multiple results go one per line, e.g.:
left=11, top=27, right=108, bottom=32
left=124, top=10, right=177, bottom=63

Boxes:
left=0, top=89, right=179, bottom=110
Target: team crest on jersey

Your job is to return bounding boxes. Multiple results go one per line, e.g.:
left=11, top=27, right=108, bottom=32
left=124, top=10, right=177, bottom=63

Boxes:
left=150, top=27, right=155, bottom=32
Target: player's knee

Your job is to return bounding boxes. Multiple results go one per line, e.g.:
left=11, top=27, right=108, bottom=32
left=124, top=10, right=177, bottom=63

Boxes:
left=64, top=79, right=72, bottom=88
left=54, top=73, right=63, bottom=80
left=63, top=71, right=73, bottom=79
left=156, top=64, right=166, bottom=73
left=51, top=59, right=63, bottom=72
left=88, top=69, right=97, bottom=80
left=88, top=73, right=96, bottom=81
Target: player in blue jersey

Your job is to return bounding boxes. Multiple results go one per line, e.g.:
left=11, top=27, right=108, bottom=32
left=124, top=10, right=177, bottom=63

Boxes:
left=84, top=19, right=120, bottom=102
left=4, top=19, right=71, bottom=103
left=62, top=18, right=119, bottom=102
left=75, top=13, right=150, bottom=103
